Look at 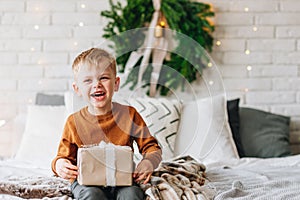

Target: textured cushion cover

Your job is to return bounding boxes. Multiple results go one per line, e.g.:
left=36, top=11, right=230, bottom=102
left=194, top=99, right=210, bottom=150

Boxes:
left=35, top=93, right=65, bottom=106
left=174, top=94, right=239, bottom=164
left=15, top=105, right=68, bottom=169
left=239, top=107, right=292, bottom=158
left=227, top=98, right=245, bottom=157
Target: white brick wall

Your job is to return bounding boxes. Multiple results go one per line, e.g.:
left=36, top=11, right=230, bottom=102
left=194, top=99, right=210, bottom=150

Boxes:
left=0, top=0, right=300, bottom=156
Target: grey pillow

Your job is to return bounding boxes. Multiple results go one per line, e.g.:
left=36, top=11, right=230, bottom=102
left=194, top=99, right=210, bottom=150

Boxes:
left=239, top=107, right=291, bottom=158
left=35, top=93, right=65, bottom=106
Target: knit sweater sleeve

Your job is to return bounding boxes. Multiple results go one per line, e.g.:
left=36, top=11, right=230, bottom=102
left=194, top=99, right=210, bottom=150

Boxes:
left=51, top=115, right=80, bottom=175
left=130, top=108, right=162, bottom=169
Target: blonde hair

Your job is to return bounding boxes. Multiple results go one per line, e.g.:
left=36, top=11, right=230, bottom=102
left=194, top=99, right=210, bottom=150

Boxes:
left=72, top=48, right=117, bottom=78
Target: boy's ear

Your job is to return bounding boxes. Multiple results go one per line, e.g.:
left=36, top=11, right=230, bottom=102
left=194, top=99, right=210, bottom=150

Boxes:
left=72, top=82, right=82, bottom=96
left=114, top=77, right=120, bottom=92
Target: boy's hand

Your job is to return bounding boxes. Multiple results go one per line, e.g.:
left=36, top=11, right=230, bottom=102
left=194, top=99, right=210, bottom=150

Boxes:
left=55, top=158, right=78, bottom=181
left=133, top=159, right=153, bottom=184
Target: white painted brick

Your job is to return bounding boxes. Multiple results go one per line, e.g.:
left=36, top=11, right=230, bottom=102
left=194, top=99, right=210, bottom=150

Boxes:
left=0, top=40, right=41, bottom=51
left=213, top=39, right=245, bottom=51
left=44, top=65, right=73, bottom=78
left=73, top=26, right=105, bottom=38
left=52, top=13, right=101, bottom=25
left=0, top=91, right=35, bottom=105
left=214, top=26, right=274, bottom=38
left=297, top=40, right=300, bottom=51
left=26, top=1, right=76, bottom=12
left=223, top=78, right=271, bottom=91
left=0, top=1, right=24, bottom=12
left=297, top=92, right=300, bottom=103
left=197, top=0, right=231, bottom=12
left=18, top=79, right=68, bottom=91
left=272, top=52, right=300, bottom=64
left=209, top=52, right=223, bottom=65
left=0, top=53, right=17, bottom=65
left=277, top=26, right=300, bottom=38
left=228, top=0, right=278, bottom=12
left=44, top=39, right=93, bottom=52
left=18, top=53, right=68, bottom=65
left=249, top=65, right=298, bottom=77
left=215, top=13, right=254, bottom=25
left=271, top=104, right=300, bottom=117
left=0, top=26, right=22, bottom=38
left=77, top=0, right=109, bottom=12
left=273, top=78, right=300, bottom=90
left=248, top=39, right=295, bottom=51
left=246, top=91, right=296, bottom=104
left=256, top=13, right=300, bottom=25
left=280, top=0, right=300, bottom=11
left=0, top=66, right=43, bottom=78
left=219, top=65, right=248, bottom=78
left=23, top=26, right=72, bottom=38
left=223, top=52, right=272, bottom=65
left=1, top=13, right=50, bottom=25
left=0, top=80, right=17, bottom=90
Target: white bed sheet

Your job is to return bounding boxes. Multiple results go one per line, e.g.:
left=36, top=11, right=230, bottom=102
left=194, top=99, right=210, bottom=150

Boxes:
left=204, top=154, right=300, bottom=200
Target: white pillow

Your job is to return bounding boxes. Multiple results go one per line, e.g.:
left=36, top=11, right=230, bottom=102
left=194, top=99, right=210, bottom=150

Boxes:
left=15, top=105, right=68, bottom=169
left=174, top=94, right=239, bottom=164
left=64, top=92, right=182, bottom=161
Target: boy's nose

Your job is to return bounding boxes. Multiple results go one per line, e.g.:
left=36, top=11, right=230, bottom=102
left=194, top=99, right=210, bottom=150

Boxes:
left=94, top=80, right=103, bottom=88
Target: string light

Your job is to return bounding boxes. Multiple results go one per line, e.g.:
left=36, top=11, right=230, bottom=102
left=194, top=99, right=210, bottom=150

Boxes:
left=246, top=65, right=252, bottom=71
left=38, top=80, right=43, bottom=85
left=78, top=22, right=84, bottom=27
left=30, top=47, right=35, bottom=52
left=73, top=41, right=78, bottom=46
left=245, top=49, right=250, bottom=55
left=81, top=4, right=86, bottom=8
left=34, top=25, right=39, bottom=30
left=34, top=6, right=40, bottom=11
left=207, top=62, right=213, bottom=67
left=244, top=88, right=249, bottom=92
left=253, top=26, right=258, bottom=32
left=216, top=40, right=221, bottom=46
left=28, top=98, right=33, bottom=104
left=244, top=7, right=249, bottom=12
left=0, top=120, right=6, bottom=128
left=208, top=80, right=214, bottom=85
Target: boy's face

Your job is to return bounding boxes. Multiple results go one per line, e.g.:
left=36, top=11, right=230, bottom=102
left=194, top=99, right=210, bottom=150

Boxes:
left=72, top=63, right=120, bottom=115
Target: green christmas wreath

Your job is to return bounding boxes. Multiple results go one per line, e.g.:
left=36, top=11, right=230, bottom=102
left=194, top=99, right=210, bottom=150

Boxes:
left=101, top=0, right=215, bottom=96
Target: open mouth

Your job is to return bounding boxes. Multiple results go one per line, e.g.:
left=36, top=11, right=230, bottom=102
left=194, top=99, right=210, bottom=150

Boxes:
left=91, top=91, right=105, bottom=97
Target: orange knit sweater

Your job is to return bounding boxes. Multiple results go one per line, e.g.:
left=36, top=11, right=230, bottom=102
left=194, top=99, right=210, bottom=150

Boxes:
left=51, top=102, right=162, bottom=175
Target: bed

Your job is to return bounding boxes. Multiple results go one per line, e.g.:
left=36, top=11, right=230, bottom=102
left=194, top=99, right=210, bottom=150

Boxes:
left=1, top=92, right=299, bottom=200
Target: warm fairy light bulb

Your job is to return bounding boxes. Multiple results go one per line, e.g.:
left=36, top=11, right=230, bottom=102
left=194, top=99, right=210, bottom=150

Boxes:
left=246, top=65, right=252, bottom=71
left=245, top=49, right=250, bottom=55
left=216, top=40, right=221, bottom=46
left=79, top=22, right=84, bottom=27
left=34, top=25, right=39, bottom=30
left=160, top=20, right=165, bottom=27
left=207, top=62, right=213, bottom=67
left=81, top=4, right=86, bottom=8
left=30, top=47, right=35, bottom=51
left=244, top=88, right=249, bottom=92
left=28, top=98, right=33, bottom=104
left=208, top=80, right=214, bottom=85
left=244, top=7, right=249, bottom=12
left=35, top=6, right=40, bottom=11
left=74, top=41, right=78, bottom=46
left=253, top=26, right=258, bottom=32
left=0, top=120, right=6, bottom=128
left=38, top=80, right=43, bottom=85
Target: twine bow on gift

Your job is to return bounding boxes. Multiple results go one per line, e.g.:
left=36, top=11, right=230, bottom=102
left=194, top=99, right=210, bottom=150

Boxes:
left=124, top=0, right=170, bottom=97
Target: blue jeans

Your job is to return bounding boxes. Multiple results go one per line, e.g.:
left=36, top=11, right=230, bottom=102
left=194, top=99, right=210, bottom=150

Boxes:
left=71, top=180, right=144, bottom=200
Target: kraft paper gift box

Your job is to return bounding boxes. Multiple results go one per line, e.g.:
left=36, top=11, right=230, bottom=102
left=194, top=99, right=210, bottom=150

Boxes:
left=77, top=142, right=133, bottom=186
